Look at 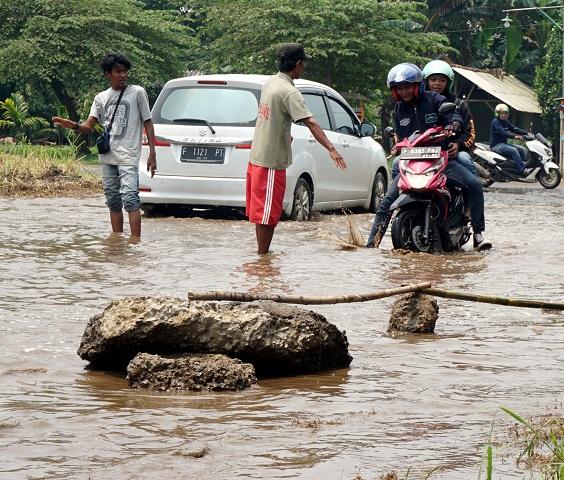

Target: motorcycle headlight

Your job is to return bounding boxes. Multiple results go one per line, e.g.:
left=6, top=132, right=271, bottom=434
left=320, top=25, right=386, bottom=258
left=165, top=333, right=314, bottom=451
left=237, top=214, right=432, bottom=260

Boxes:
left=544, top=147, right=552, bottom=156
left=405, top=171, right=433, bottom=189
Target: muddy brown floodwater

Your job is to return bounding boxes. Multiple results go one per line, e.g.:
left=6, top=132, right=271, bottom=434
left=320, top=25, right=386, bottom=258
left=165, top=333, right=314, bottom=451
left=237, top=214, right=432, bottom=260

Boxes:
left=1, top=185, right=563, bottom=479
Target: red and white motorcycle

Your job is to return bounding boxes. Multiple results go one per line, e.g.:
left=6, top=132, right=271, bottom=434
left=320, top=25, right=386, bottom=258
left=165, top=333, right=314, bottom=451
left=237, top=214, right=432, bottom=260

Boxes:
left=388, top=125, right=471, bottom=253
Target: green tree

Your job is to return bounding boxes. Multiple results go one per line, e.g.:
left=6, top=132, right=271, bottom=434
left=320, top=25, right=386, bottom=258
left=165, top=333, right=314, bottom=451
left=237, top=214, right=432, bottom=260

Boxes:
left=425, top=0, right=559, bottom=83
left=0, top=93, right=50, bottom=143
left=534, top=27, right=562, bottom=142
left=195, top=0, right=452, bottom=97
left=0, top=0, right=194, bottom=150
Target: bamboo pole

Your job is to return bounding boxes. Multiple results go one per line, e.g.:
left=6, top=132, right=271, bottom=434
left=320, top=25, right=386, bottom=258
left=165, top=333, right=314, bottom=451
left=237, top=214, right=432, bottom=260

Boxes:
left=187, top=283, right=564, bottom=310
left=421, top=288, right=564, bottom=310
left=188, top=282, right=432, bottom=305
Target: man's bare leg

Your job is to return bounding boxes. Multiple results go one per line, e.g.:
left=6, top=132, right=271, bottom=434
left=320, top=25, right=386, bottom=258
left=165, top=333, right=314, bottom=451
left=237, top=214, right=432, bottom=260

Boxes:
left=110, top=211, right=124, bottom=233
left=256, top=224, right=275, bottom=254
left=128, top=209, right=141, bottom=238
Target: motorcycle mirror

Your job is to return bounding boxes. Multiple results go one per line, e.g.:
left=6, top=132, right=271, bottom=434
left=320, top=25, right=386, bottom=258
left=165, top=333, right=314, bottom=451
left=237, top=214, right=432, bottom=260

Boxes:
left=438, top=102, right=456, bottom=115
left=383, top=126, right=395, bottom=155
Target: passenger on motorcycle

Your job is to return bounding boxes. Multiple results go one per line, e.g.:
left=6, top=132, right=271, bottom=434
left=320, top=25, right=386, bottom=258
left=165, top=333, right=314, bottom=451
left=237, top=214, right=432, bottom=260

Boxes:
left=490, top=104, right=533, bottom=176
left=367, top=63, right=492, bottom=251
left=422, top=60, right=477, bottom=176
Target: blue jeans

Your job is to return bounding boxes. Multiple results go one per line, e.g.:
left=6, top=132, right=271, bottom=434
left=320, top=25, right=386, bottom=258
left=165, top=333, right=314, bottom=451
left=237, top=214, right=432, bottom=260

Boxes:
left=456, top=151, right=477, bottom=176
left=391, top=151, right=477, bottom=178
left=102, top=163, right=140, bottom=212
left=492, top=143, right=527, bottom=172
left=367, top=161, right=486, bottom=246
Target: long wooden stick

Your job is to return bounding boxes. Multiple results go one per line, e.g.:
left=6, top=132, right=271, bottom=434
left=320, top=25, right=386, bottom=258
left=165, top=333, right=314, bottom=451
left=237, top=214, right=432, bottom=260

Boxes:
left=188, top=283, right=564, bottom=310
left=421, top=287, right=564, bottom=310
left=188, top=282, right=432, bottom=305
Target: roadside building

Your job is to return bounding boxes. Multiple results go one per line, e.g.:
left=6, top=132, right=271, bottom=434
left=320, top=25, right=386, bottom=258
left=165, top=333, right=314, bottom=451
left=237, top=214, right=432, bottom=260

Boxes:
left=452, top=65, right=542, bottom=142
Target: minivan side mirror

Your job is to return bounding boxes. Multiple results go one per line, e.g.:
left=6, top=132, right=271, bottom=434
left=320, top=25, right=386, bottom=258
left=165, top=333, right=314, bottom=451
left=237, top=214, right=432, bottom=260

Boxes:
left=359, top=121, right=376, bottom=138
left=438, top=102, right=456, bottom=115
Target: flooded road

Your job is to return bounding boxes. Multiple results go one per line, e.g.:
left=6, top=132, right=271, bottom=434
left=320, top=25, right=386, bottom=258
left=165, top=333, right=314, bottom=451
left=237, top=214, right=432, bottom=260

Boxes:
left=1, top=185, right=563, bottom=479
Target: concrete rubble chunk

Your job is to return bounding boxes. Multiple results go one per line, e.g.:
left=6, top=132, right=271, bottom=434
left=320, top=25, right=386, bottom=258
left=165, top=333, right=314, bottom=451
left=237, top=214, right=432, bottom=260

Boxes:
left=126, top=353, right=257, bottom=391
left=388, top=292, right=438, bottom=334
left=78, top=296, right=352, bottom=376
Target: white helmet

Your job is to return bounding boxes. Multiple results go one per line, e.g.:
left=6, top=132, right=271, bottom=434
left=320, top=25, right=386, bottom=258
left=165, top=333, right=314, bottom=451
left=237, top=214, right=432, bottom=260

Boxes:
left=495, top=103, right=509, bottom=116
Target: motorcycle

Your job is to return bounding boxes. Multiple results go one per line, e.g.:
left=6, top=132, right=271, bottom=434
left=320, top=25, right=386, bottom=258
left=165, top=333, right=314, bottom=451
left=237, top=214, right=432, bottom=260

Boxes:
left=472, top=133, right=561, bottom=189
left=387, top=125, right=471, bottom=253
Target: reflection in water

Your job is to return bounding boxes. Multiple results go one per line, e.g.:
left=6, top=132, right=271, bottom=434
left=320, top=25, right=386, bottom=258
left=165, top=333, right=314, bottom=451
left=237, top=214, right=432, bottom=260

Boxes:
left=0, top=189, right=563, bottom=479
left=386, top=249, right=488, bottom=288
left=239, top=254, right=292, bottom=295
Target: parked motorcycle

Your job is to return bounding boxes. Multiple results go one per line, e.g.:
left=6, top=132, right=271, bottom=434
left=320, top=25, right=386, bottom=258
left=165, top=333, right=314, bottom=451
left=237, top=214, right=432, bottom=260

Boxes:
left=388, top=125, right=471, bottom=253
left=472, top=133, right=561, bottom=189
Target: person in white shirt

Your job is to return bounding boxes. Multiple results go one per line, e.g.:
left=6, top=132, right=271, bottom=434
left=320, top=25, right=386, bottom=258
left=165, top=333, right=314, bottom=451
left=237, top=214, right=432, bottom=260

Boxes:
left=53, top=52, right=157, bottom=238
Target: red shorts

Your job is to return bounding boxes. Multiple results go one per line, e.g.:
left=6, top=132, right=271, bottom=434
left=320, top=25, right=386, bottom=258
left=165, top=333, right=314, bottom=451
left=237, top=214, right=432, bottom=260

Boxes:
left=246, top=163, right=286, bottom=226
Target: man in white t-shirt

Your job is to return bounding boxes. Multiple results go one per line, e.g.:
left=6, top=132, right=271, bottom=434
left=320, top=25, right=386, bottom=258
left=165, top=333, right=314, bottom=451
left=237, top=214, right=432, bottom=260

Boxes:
left=53, top=52, right=157, bottom=238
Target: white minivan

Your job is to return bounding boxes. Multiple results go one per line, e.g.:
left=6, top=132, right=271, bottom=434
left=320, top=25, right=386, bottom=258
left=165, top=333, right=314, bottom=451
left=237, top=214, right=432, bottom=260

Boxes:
left=139, top=74, right=389, bottom=220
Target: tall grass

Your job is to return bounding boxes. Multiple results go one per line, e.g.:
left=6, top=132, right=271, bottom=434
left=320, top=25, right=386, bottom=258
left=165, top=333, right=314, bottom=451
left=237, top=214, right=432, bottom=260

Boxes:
left=0, top=144, right=100, bottom=195
left=0, top=143, right=79, bottom=162
left=501, top=406, right=564, bottom=480
left=0, top=143, right=99, bottom=164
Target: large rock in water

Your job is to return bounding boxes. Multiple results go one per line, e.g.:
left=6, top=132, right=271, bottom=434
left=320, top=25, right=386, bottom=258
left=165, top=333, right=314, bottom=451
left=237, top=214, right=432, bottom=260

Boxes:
left=77, top=296, right=352, bottom=376
left=126, top=353, right=257, bottom=392
left=388, top=292, right=438, bottom=333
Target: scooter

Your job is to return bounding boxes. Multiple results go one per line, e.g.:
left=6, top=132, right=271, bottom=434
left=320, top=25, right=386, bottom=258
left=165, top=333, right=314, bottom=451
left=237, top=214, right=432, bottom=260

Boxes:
left=472, top=133, right=561, bottom=189
left=388, top=125, right=471, bottom=253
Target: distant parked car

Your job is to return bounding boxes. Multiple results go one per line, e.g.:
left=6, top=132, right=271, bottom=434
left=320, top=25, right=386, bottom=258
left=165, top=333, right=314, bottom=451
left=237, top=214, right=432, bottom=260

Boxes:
left=139, top=74, right=389, bottom=220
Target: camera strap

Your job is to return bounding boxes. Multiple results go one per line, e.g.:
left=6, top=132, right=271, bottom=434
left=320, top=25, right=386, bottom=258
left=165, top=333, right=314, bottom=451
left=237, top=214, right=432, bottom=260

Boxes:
left=106, top=87, right=126, bottom=132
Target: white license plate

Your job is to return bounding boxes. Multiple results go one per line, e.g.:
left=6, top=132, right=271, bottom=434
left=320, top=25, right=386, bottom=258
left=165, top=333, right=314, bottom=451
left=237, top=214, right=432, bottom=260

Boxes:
left=401, top=146, right=441, bottom=160
left=181, top=146, right=226, bottom=164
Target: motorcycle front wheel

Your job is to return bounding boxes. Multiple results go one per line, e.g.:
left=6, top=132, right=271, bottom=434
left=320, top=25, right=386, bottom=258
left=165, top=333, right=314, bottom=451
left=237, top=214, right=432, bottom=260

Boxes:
left=538, top=168, right=561, bottom=189
left=391, top=209, right=442, bottom=253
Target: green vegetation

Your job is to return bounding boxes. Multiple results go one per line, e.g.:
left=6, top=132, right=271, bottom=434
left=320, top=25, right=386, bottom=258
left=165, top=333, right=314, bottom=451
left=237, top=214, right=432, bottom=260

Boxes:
left=502, top=406, right=564, bottom=479
left=534, top=27, right=563, bottom=144
left=0, top=143, right=100, bottom=196
left=0, top=0, right=193, bottom=122
left=196, top=0, right=452, bottom=98
left=0, top=93, right=50, bottom=143
left=0, top=0, right=561, bottom=156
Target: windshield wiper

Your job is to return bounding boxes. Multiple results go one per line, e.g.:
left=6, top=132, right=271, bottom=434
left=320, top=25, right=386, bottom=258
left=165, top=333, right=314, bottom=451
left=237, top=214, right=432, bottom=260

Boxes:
left=172, top=118, right=216, bottom=135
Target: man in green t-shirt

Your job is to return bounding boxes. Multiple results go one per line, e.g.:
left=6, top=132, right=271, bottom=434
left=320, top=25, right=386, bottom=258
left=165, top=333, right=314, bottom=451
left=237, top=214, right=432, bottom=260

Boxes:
left=246, top=43, right=347, bottom=254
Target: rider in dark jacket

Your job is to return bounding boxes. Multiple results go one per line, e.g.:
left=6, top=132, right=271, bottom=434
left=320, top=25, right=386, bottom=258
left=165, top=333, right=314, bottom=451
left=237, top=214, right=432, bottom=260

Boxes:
left=393, top=90, right=454, bottom=140
left=422, top=60, right=477, bottom=176
left=366, top=63, right=492, bottom=251
left=490, top=103, right=532, bottom=176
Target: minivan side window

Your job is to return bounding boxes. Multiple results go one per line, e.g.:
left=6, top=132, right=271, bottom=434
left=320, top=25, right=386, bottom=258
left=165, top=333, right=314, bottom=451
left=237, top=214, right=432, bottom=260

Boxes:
left=302, top=93, right=331, bottom=130
left=327, top=98, right=357, bottom=135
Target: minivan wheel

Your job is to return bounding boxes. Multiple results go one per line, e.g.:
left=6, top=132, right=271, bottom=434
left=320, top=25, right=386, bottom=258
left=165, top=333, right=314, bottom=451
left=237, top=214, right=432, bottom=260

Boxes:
left=291, top=178, right=312, bottom=221
left=369, top=171, right=387, bottom=213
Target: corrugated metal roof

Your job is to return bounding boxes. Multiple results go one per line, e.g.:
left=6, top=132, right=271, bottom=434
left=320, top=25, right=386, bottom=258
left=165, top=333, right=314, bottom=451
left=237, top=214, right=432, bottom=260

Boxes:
left=453, top=66, right=541, bottom=114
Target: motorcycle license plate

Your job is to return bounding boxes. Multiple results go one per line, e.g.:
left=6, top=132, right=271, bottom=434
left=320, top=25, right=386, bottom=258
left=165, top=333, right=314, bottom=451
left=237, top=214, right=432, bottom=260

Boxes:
left=401, top=146, right=441, bottom=160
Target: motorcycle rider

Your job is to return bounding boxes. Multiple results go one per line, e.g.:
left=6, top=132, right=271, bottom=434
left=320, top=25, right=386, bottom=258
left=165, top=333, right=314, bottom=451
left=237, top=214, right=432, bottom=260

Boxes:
left=422, top=60, right=477, bottom=176
left=367, top=63, right=492, bottom=251
left=490, top=103, right=533, bottom=176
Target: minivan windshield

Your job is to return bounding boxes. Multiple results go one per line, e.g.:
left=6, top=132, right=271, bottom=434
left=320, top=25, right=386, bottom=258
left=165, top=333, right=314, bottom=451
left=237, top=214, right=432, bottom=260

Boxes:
left=154, top=86, right=260, bottom=126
